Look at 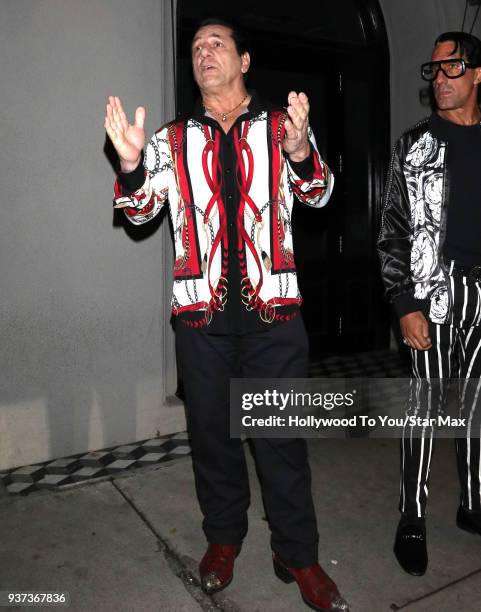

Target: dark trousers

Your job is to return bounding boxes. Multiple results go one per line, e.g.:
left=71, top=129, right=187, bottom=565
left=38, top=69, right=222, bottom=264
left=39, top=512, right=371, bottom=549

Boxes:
left=401, top=269, right=481, bottom=518
left=175, top=316, right=319, bottom=567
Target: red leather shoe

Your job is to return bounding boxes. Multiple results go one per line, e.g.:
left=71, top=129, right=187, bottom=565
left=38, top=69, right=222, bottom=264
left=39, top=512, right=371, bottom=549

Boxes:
left=273, top=554, right=350, bottom=612
left=199, top=544, right=240, bottom=594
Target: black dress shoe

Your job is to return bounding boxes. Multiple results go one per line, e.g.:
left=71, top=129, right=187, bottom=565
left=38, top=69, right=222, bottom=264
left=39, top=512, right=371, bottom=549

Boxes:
left=394, top=521, right=427, bottom=576
left=456, top=505, right=481, bottom=535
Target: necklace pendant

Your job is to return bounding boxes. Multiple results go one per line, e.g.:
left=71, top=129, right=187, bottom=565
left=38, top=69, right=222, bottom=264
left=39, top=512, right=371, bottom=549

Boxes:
left=221, top=113, right=227, bottom=121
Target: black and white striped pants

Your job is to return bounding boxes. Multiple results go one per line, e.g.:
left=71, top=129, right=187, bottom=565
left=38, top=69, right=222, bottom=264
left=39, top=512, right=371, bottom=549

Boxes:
left=401, top=264, right=481, bottom=518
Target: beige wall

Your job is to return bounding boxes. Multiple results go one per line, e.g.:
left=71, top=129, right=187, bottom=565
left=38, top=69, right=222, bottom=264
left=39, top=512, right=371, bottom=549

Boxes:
left=0, top=0, right=182, bottom=470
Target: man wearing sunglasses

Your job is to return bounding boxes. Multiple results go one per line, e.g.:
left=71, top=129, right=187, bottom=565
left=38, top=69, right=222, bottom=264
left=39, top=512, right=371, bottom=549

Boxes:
left=378, top=31, right=481, bottom=576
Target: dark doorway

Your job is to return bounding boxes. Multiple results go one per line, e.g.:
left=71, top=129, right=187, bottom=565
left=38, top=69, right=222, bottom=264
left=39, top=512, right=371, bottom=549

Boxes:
left=175, top=0, right=391, bottom=360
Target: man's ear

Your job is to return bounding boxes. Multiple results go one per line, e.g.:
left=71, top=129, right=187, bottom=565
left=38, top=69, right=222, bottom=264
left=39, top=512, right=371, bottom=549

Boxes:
left=241, top=52, right=251, bottom=74
left=474, top=66, right=481, bottom=85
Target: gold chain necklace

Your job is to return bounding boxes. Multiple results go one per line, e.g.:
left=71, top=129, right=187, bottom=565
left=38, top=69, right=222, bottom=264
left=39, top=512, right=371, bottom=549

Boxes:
left=204, top=94, right=249, bottom=122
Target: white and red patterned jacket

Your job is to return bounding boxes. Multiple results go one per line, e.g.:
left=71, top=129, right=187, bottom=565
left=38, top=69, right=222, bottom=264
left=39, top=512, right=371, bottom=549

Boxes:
left=114, top=96, right=334, bottom=325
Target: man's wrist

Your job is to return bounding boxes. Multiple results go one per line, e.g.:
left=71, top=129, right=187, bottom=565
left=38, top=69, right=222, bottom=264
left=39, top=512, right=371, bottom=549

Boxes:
left=288, top=144, right=311, bottom=163
left=117, top=153, right=145, bottom=194
left=120, top=156, right=142, bottom=173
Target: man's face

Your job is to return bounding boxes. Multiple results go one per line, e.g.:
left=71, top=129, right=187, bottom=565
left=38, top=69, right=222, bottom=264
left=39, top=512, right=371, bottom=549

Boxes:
left=191, top=24, right=250, bottom=92
left=431, top=41, right=481, bottom=112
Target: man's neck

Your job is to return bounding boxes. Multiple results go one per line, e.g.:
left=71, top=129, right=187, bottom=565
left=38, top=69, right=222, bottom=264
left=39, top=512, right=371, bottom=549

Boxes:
left=201, top=85, right=249, bottom=115
left=437, top=107, right=481, bottom=126
left=201, top=86, right=251, bottom=134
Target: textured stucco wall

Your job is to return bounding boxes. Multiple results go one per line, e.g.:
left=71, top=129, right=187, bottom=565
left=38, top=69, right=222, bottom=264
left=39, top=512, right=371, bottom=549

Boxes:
left=0, top=0, right=182, bottom=470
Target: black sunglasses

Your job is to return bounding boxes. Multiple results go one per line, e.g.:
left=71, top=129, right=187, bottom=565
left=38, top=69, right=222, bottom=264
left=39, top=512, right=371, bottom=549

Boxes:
left=421, top=58, right=478, bottom=81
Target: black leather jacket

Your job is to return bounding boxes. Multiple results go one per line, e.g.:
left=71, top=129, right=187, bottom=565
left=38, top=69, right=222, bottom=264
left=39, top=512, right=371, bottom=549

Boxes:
left=378, top=115, right=452, bottom=324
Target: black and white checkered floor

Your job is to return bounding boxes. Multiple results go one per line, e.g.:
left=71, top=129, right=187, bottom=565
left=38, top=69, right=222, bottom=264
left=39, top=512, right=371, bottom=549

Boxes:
left=1, top=349, right=409, bottom=496
left=0, top=432, right=191, bottom=497
left=309, top=348, right=410, bottom=378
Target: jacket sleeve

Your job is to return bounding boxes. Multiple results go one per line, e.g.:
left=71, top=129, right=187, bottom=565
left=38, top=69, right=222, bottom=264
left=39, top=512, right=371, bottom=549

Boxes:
left=285, top=127, right=334, bottom=209
left=113, top=127, right=171, bottom=226
left=377, top=139, right=430, bottom=318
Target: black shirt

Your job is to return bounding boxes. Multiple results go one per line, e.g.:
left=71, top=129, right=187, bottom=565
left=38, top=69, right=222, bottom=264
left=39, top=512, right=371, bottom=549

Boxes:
left=430, top=112, right=481, bottom=266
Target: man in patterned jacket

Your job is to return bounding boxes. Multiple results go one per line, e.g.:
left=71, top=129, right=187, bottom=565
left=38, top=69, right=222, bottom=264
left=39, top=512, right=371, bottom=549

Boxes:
left=378, top=31, right=481, bottom=576
left=105, top=16, right=349, bottom=612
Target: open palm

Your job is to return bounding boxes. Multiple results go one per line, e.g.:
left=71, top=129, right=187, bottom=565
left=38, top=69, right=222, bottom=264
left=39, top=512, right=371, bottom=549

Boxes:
left=104, top=95, right=145, bottom=171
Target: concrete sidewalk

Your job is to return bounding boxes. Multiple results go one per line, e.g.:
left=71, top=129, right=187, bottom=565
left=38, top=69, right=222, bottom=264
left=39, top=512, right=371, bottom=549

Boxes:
left=1, top=439, right=480, bottom=612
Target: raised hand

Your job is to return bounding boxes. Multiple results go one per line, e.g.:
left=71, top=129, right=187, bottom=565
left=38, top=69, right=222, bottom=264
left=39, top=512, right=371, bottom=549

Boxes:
left=104, top=96, right=145, bottom=172
left=283, top=91, right=311, bottom=162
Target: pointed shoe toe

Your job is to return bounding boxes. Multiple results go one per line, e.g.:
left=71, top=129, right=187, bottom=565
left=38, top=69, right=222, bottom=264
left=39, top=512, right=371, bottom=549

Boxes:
left=199, top=543, right=240, bottom=594
left=273, top=554, right=350, bottom=612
